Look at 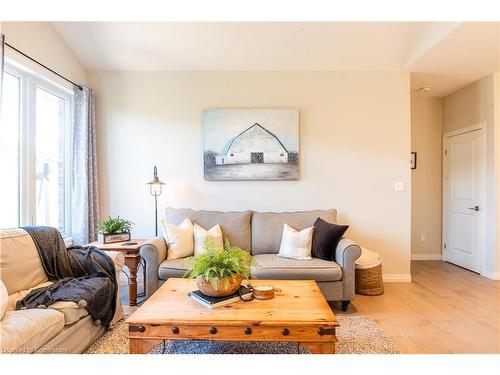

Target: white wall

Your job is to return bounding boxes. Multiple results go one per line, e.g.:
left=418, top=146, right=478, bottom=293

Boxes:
left=1, top=22, right=87, bottom=87
left=89, top=71, right=412, bottom=278
left=410, top=93, right=443, bottom=259
left=443, top=75, right=500, bottom=279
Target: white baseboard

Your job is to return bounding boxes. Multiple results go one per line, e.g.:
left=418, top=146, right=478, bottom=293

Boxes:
left=481, top=271, right=500, bottom=280
left=382, top=273, right=412, bottom=283
left=411, top=253, right=442, bottom=261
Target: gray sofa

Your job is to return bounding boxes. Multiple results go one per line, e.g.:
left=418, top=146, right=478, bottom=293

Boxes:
left=141, top=208, right=361, bottom=310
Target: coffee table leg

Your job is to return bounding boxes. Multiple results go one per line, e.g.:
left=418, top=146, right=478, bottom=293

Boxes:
left=300, top=341, right=335, bottom=354
left=129, top=338, right=145, bottom=354
left=129, top=338, right=163, bottom=354
left=125, top=257, right=140, bottom=306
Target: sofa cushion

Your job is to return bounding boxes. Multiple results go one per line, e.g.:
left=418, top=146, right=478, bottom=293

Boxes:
left=0, top=228, right=48, bottom=295
left=7, top=282, right=89, bottom=326
left=312, top=218, right=349, bottom=261
left=166, top=208, right=252, bottom=251
left=36, top=314, right=105, bottom=354
left=193, top=223, right=223, bottom=255
left=158, top=258, right=189, bottom=280
left=102, top=250, right=125, bottom=274
left=0, top=309, right=65, bottom=353
left=6, top=281, right=54, bottom=312
left=251, top=209, right=337, bottom=255
left=251, top=254, right=342, bottom=282
left=0, top=280, right=7, bottom=320
left=49, top=301, right=89, bottom=326
left=161, top=218, right=195, bottom=260
left=278, top=224, right=314, bottom=260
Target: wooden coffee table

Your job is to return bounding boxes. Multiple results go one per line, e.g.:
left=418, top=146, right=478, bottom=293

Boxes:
left=126, top=278, right=338, bottom=354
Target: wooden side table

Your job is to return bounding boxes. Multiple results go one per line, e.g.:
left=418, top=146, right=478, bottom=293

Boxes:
left=86, top=239, right=147, bottom=306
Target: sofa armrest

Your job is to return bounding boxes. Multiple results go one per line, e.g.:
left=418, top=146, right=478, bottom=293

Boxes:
left=335, top=238, right=362, bottom=300
left=104, top=250, right=125, bottom=274
left=102, top=250, right=125, bottom=324
left=140, top=236, right=167, bottom=298
left=335, top=238, right=361, bottom=268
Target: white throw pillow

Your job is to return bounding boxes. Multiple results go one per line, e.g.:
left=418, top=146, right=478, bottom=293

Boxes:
left=161, top=218, right=194, bottom=260
left=278, top=223, right=314, bottom=260
left=0, top=279, right=8, bottom=320
left=193, top=223, right=223, bottom=255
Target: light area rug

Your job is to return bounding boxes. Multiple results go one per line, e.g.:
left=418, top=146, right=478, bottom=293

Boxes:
left=85, top=315, right=399, bottom=354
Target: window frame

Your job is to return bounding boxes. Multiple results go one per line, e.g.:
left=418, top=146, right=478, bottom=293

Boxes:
left=0, top=69, right=22, bottom=228
left=3, top=60, right=74, bottom=238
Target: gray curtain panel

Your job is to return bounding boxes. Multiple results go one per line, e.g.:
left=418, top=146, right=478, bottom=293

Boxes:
left=72, top=86, right=100, bottom=245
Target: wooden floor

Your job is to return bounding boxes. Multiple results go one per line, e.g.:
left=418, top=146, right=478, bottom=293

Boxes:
left=120, top=261, right=500, bottom=354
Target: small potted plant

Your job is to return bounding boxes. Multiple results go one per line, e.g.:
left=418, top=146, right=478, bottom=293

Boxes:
left=185, top=238, right=255, bottom=297
left=97, top=216, right=134, bottom=244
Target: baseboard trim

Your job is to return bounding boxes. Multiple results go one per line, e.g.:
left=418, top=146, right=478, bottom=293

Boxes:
left=382, top=273, right=412, bottom=283
left=411, top=253, right=442, bottom=261
left=481, top=271, right=500, bottom=280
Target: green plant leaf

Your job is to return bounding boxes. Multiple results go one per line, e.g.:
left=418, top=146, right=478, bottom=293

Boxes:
left=97, top=216, right=134, bottom=234
left=185, top=237, right=257, bottom=281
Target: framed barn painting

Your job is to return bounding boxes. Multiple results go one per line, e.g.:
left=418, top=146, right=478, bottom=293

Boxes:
left=203, top=109, right=300, bottom=181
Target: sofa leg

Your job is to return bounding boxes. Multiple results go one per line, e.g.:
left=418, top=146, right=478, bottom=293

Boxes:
left=340, top=300, right=350, bottom=311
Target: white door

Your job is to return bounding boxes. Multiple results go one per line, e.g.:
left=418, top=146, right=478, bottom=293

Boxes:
left=443, top=128, right=485, bottom=273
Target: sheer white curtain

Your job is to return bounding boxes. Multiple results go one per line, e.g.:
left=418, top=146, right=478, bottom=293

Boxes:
left=0, top=34, right=4, bottom=108
left=72, top=86, right=99, bottom=245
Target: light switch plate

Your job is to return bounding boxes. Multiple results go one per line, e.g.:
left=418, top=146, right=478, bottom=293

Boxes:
left=394, top=181, right=405, bottom=192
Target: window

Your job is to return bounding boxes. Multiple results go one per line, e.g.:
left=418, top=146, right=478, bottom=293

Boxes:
left=0, top=62, right=74, bottom=236
left=35, top=87, right=68, bottom=230
left=0, top=72, right=21, bottom=228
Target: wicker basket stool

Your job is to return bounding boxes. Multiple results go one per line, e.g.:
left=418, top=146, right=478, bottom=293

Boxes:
left=355, top=248, right=384, bottom=296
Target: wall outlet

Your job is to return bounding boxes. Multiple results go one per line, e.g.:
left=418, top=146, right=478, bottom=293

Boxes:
left=394, top=181, right=405, bottom=192
left=420, top=233, right=427, bottom=242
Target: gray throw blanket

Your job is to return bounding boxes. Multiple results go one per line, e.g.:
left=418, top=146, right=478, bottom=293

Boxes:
left=16, top=226, right=117, bottom=328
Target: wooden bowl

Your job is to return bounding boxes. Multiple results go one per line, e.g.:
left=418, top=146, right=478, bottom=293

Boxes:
left=253, top=285, right=276, bottom=300
left=196, top=274, right=242, bottom=297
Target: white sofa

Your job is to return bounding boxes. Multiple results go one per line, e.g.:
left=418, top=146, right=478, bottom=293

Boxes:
left=0, top=228, right=124, bottom=354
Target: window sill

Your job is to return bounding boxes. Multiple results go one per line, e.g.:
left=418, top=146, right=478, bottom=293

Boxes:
left=63, top=238, right=74, bottom=248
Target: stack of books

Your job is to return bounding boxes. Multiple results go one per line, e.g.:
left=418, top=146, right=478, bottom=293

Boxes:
left=188, top=285, right=253, bottom=309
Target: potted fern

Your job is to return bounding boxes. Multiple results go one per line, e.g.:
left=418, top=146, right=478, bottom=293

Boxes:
left=97, top=216, right=134, bottom=244
left=185, top=238, right=255, bottom=297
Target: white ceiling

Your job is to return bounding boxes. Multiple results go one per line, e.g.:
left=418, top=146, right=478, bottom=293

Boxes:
left=410, top=72, right=481, bottom=98
left=50, top=22, right=500, bottom=97
left=52, top=22, right=415, bottom=71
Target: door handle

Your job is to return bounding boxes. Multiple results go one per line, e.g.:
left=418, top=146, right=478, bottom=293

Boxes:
left=468, top=206, right=480, bottom=211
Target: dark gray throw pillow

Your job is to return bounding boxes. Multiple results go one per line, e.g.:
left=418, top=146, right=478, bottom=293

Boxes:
left=312, top=218, right=349, bottom=261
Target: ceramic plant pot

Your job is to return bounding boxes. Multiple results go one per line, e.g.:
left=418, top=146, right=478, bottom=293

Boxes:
left=196, top=274, right=242, bottom=297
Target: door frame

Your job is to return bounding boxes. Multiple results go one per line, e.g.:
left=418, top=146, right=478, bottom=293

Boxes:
left=442, top=122, right=487, bottom=274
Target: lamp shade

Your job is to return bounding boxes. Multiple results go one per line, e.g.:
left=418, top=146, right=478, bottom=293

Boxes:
left=147, top=166, right=165, bottom=196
